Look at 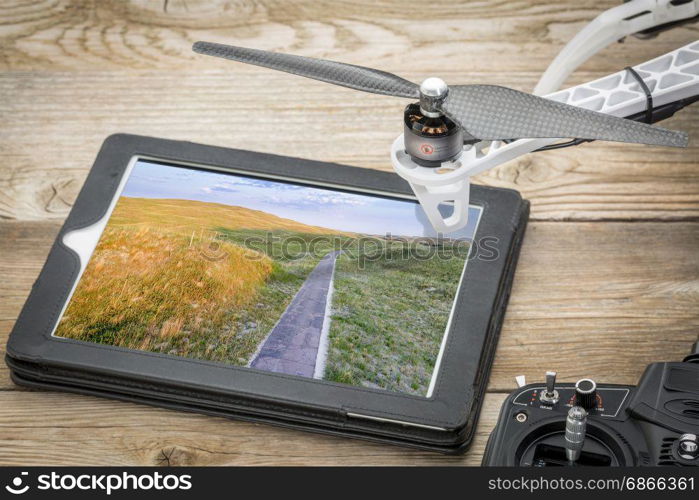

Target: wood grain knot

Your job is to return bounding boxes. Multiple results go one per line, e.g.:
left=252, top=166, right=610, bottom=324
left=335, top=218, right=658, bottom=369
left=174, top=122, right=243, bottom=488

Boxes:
left=155, top=446, right=197, bottom=466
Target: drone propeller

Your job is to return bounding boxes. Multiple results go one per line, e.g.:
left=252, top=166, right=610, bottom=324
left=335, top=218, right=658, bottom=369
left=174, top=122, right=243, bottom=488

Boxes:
left=192, top=41, right=688, bottom=148
left=193, top=42, right=420, bottom=99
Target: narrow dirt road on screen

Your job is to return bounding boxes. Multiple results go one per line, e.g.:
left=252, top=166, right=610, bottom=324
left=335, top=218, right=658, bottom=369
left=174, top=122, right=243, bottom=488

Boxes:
left=249, top=250, right=340, bottom=377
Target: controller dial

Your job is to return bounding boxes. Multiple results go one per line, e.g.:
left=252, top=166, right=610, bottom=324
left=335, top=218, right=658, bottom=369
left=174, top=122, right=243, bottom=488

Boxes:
left=575, top=378, right=598, bottom=410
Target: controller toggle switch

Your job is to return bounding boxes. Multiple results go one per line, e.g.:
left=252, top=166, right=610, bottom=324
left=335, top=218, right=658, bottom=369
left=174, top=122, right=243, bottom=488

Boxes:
left=539, top=371, right=559, bottom=405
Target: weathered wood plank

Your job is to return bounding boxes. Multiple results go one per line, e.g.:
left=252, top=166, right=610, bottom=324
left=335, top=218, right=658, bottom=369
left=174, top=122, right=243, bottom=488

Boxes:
left=0, top=390, right=506, bottom=465
left=0, top=0, right=694, bottom=74
left=0, top=70, right=697, bottom=221
left=3, top=220, right=698, bottom=392
left=492, top=220, right=699, bottom=391
left=0, top=1, right=697, bottom=222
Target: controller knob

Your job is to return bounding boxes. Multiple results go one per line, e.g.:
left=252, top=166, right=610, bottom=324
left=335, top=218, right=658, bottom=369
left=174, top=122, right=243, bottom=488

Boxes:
left=575, top=378, right=597, bottom=410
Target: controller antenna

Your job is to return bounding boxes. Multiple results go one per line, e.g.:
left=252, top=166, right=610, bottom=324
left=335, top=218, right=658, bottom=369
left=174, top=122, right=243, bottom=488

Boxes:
left=565, top=406, right=588, bottom=464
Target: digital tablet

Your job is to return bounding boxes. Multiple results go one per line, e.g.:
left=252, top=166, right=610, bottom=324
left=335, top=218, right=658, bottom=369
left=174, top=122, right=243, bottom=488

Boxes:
left=6, top=134, right=528, bottom=453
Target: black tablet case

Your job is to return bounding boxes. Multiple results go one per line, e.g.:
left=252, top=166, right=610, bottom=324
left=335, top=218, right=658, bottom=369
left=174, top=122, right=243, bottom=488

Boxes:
left=6, top=134, right=528, bottom=454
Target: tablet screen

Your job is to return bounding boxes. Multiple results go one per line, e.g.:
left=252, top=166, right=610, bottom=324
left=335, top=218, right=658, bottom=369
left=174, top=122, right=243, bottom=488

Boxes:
left=55, top=159, right=482, bottom=397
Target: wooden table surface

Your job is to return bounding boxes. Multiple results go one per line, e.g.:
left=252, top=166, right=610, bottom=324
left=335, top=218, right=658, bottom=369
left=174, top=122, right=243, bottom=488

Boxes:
left=1, top=0, right=697, bottom=466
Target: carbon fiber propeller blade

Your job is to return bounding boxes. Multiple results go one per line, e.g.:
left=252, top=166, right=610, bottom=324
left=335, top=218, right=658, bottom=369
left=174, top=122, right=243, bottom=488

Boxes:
left=193, top=41, right=420, bottom=99
left=440, top=85, right=688, bottom=147
left=193, top=42, right=688, bottom=147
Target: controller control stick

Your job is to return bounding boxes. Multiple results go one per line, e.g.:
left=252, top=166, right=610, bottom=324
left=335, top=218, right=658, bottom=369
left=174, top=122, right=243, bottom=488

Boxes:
left=678, top=434, right=698, bottom=461
left=565, top=406, right=588, bottom=463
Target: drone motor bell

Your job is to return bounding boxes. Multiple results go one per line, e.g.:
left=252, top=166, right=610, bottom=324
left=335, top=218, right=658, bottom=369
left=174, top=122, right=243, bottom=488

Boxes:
left=403, top=104, right=463, bottom=167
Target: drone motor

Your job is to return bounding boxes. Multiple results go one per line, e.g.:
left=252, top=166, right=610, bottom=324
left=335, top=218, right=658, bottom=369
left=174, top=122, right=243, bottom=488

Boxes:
left=403, top=78, right=483, bottom=167
left=403, top=104, right=463, bottom=167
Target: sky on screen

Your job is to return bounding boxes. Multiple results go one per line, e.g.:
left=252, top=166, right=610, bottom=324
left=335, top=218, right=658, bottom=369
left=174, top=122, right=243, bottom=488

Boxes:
left=121, top=160, right=479, bottom=237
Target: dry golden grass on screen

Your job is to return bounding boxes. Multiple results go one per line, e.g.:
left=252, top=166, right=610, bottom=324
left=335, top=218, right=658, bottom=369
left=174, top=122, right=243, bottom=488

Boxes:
left=56, top=225, right=273, bottom=354
left=55, top=197, right=356, bottom=364
left=109, top=197, right=354, bottom=237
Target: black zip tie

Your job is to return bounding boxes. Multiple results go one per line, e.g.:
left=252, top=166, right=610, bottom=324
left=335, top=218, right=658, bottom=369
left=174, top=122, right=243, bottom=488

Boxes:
left=532, top=68, right=659, bottom=153
left=625, top=66, right=653, bottom=124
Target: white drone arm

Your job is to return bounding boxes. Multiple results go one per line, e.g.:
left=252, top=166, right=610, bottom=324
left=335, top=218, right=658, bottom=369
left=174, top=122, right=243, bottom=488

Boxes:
left=534, top=0, right=698, bottom=96
left=391, top=41, right=699, bottom=233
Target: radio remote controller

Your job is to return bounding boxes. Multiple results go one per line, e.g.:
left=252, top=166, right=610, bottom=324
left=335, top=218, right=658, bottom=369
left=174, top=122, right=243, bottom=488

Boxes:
left=483, top=337, right=699, bottom=466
